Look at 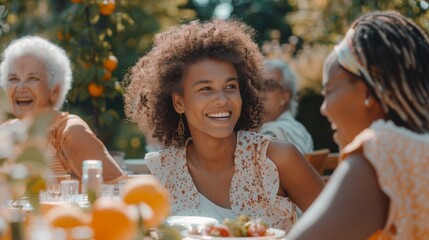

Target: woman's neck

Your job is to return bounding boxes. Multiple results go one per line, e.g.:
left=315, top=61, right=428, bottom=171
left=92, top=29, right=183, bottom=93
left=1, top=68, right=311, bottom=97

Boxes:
left=186, top=132, right=237, bottom=172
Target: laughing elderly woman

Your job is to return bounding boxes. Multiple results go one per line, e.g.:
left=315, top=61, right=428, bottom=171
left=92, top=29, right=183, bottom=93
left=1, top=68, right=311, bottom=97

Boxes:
left=0, top=36, right=125, bottom=183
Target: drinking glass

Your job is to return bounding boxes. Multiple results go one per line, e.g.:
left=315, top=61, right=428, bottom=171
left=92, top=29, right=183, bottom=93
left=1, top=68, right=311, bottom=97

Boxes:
left=45, top=174, right=70, bottom=201
left=61, top=179, right=80, bottom=204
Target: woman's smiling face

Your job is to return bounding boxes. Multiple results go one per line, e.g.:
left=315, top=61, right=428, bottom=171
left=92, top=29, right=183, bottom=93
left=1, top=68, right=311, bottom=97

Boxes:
left=320, top=53, right=374, bottom=150
left=172, top=58, right=242, bottom=140
left=6, top=55, right=59, bottom=119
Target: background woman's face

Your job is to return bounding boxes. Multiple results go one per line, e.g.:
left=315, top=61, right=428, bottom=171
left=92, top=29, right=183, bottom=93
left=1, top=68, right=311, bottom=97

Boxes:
left=6, top=55, right=56, bottom=119
left=261, top=68, right=290, bottom=123
left=173, top=58, right=242, bottom=139
left=320, top=53, right=371, bottom=149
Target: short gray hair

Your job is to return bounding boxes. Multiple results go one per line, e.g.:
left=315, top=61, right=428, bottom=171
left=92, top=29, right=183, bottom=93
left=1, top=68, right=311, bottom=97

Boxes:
left=0, top=36, right=72, bottom=110
left=264, top=59, right=298, bottom=116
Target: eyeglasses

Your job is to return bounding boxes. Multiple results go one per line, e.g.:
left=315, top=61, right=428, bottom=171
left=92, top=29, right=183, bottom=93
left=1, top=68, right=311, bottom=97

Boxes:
left=263, top=79, right=284, bottom=92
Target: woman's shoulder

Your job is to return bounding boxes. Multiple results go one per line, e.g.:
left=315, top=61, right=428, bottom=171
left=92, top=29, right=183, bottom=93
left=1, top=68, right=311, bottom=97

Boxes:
left=342, top=120, right=429, bottom=190
left=61, top=113, right=89, bottom=127
left=364, top=120, right=429, bottom=163
left=145, top=146, right=187, bottom=183
left=237, top=130, right=272, bottom=144
left=52, top=112, right=92, bottom=133
left=145, top=146, right=185, bottom=168
left=354, top=122, right=429, bottom=240
left=343, top=120, right=429, bottom=159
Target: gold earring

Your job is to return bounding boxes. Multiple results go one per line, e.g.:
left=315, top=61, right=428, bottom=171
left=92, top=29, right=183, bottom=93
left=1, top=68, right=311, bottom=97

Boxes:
left=176, top=114, right=184, bottom=138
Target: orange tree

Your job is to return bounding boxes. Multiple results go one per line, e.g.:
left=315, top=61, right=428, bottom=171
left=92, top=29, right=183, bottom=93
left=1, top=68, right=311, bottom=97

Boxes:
left=0, top=0, right=195, bottom=157
left=54, top=0, right=127, bottom=136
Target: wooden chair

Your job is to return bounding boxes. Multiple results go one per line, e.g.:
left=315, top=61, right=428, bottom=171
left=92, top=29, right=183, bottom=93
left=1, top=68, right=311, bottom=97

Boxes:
left=324, top=153, right=339, bottom=173
left=304, top=149, right=330, bottom=175
left=322, top=153, right=339, bottom=182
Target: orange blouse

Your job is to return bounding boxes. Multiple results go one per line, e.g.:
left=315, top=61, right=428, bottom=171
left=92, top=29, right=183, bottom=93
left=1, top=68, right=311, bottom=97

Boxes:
left=48, top=112, right=126, bottom=183
left=341, top=120, right=429, bottom=240
left=3, top=112, right=126, bottom=184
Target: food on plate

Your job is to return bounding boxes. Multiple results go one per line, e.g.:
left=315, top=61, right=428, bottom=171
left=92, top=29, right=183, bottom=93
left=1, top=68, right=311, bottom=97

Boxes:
left=188, top=215, right=272, bottom=237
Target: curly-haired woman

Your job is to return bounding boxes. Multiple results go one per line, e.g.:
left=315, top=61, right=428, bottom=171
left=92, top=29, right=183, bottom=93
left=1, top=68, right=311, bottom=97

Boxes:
left=124, top=19, right=324, bottom=232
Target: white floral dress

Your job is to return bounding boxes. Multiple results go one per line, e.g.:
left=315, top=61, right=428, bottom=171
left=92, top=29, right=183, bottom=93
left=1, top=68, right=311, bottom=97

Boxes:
left=145, top=131, right=298, bottom=232
left=342, top=120, right=429, bottom=240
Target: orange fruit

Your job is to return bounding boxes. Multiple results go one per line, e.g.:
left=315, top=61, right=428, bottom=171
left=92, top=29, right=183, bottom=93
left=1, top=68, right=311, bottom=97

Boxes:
left=82, top=62, right=91, bottom=69
left=44, top=204, right=89, bottom=229
left=122, top=176, right=170, bottom=228
left=57, top=31, right=71, bottom=41
left=101, top=70, right=112, bottom=81
left=26, top=175, right=46, bottom=196
left=103, top=55, right=118, bottom=72
left=99, top=0, right=116, bottom=16
left=88, top=82, right=103, bottom=97
left=90, top=197, right=136, bottom=240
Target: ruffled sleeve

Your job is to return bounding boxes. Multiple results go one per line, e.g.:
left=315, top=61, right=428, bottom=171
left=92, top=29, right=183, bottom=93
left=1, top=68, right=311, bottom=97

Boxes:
left=145, top=151, right=169, bottom=185
left=231, top=131, right=298, bottom=231
left=342, top=120, right=429, bottom=239
left=145, top=147, right=200, bottom=216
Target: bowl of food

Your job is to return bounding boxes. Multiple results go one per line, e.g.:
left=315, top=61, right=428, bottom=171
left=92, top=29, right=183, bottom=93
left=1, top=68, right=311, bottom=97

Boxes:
left=182, top=215, right=286, bottom=240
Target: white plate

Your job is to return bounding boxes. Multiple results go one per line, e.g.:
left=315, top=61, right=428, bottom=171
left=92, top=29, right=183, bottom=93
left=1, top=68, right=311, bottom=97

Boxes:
left=182, top=228, right=286, bottom=240
left=166, top=216, right=219, bottom=229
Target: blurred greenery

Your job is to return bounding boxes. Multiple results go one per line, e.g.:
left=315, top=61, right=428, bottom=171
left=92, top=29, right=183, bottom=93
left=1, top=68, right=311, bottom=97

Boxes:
left=0, top=90, right=55, bottom=214
left=0, top=0, right=428, bottom=156
left=185, top=0, right=428, bottom=153
left=0, top=0, right=195, bottom=158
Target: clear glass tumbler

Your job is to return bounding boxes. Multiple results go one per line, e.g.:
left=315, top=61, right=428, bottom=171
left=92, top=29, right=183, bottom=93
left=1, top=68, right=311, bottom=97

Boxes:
left=81, top=160, right=103, bottom=203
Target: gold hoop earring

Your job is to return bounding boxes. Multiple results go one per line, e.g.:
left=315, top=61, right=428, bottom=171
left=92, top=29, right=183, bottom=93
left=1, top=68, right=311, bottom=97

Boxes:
left=176, top=114, right=185, bottom=138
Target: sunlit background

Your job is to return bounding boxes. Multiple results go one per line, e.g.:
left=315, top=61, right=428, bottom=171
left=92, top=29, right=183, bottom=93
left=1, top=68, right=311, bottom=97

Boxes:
left=0, top=0, right=428, bottom=158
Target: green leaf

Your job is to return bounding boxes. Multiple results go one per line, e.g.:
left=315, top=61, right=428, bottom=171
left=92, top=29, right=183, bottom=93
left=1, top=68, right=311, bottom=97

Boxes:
left=68, top=89, right=78, bottom=102
left=106, top=109, right=119, bottom=120
left=74, top=68, right=84, bottom=82
left=89, top=5, right=100, bottom=24
left=96, top=68, right=105, bottom=80
left=0, top=158, right=7, bottom=166
left=101, top=111, right=113, bottom=126
left=86, top=66, right=97, bottom=81
left=28, top=111, right=56, bottom=137
left=92, top=98, right=106, bottom=109
left=14, top=146, right=46, bottom=169
left=157, top=225, right=182, bottom=240
left=78, top=89, right=89, bottom=101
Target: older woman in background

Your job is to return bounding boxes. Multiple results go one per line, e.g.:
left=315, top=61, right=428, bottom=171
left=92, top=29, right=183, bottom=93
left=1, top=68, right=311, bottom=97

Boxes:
left=260, top=59, right=313, bottom=154
left=0, top=36, right=125, bottom=183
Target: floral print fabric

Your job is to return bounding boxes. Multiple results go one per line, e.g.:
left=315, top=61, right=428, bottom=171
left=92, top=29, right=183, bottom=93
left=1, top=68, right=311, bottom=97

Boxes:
left=145, top=131, right=298, bottom=232
left=342, top=120, right=429, bottom=240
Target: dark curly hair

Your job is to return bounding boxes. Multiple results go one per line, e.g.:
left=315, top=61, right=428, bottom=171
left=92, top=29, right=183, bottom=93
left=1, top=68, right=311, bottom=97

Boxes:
left=124, top=19, right=265, bottom=147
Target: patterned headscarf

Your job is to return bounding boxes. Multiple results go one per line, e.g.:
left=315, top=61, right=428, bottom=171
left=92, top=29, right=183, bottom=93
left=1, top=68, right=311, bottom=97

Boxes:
left=333, top=12, right=429, bottom=133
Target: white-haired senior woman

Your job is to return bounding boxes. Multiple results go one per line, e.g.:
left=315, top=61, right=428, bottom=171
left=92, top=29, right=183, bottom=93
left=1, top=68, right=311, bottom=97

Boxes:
left=0, top=36, right=125, bottom=183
